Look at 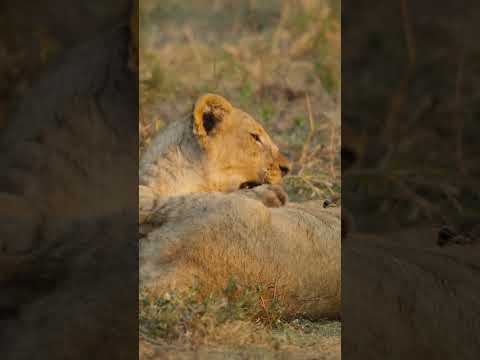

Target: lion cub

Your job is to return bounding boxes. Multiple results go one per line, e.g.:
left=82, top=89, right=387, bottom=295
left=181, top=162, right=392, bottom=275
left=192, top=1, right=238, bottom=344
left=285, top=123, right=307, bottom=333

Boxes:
left=139, top=94, right=342, bottom=319
left=139, top=94, right=291, bottom=223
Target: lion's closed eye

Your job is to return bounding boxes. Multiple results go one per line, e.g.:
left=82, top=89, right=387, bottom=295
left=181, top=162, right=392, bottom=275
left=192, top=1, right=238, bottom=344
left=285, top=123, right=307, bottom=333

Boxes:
left=250, top=133, right=262, bottom=144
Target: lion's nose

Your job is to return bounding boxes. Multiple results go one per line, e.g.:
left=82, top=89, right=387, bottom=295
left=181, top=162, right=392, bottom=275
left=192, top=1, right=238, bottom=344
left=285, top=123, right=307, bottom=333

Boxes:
left=279, top=163, right=291, bottom=176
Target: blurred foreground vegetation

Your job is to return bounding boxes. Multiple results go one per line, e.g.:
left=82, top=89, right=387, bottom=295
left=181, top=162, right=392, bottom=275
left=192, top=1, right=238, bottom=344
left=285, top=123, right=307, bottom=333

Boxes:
left=343, top=0, right=480, bottom=232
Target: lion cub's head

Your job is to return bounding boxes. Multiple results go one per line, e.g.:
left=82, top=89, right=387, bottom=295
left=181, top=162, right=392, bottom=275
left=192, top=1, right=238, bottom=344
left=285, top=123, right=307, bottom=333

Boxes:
left=192, top=93, right=291, bottom=192
left=140, top=93, right=291, bottom=196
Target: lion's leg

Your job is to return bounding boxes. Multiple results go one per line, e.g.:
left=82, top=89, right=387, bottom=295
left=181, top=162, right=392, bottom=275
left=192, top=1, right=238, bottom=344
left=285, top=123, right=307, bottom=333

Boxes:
left=138, top=183, right=289, bottom=226
left=237, top=184, right=288, bottom=207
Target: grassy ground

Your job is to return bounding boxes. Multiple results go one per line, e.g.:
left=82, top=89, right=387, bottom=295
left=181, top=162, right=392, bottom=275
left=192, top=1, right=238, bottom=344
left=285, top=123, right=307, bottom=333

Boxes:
left=140, top=287, right=340, bottom=359
left=139, top=0, right=341, bottom=358
left=139, top=0, right=341, bottom=202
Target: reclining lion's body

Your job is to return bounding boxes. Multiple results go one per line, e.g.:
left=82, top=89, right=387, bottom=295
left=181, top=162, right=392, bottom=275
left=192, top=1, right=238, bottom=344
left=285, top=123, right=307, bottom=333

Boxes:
left=140, top=193, right=341, bottom=318
left=139, top=94, right=341, bottom=319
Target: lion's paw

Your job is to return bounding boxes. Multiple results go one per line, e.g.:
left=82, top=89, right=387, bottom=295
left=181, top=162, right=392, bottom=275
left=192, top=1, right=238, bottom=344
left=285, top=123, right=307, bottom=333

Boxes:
left=240, top=184, right=288, bottom=208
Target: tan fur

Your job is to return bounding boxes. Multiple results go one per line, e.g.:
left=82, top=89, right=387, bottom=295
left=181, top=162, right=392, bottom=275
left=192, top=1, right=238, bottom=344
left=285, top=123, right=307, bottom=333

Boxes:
left=139, top=94, right=292, bottom=224
left=140, top=193, right=341, bottom=319
left=139, top=94, right=291, bottom=198
left=139, top=94, right=340, bottom=318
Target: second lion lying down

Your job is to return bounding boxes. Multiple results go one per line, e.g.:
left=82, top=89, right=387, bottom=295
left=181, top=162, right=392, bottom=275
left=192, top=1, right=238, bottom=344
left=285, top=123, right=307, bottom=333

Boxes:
left=139, top=94, right=341, bottom=319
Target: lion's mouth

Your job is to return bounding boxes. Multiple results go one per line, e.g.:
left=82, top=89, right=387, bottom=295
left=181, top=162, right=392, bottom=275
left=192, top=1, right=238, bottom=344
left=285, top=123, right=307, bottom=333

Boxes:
left=239, top=181, right=264, bottom=190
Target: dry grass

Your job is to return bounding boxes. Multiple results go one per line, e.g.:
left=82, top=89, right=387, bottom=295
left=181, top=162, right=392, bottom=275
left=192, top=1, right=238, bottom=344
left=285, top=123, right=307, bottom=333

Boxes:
left=140, top=285, right=340, bottom=359
left=139, top=0, right=341, bottom=202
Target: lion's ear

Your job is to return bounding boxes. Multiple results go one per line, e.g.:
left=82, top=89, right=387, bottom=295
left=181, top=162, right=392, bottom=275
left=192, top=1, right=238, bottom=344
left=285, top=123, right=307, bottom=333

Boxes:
left=193, top=94, right=233, bottom=141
